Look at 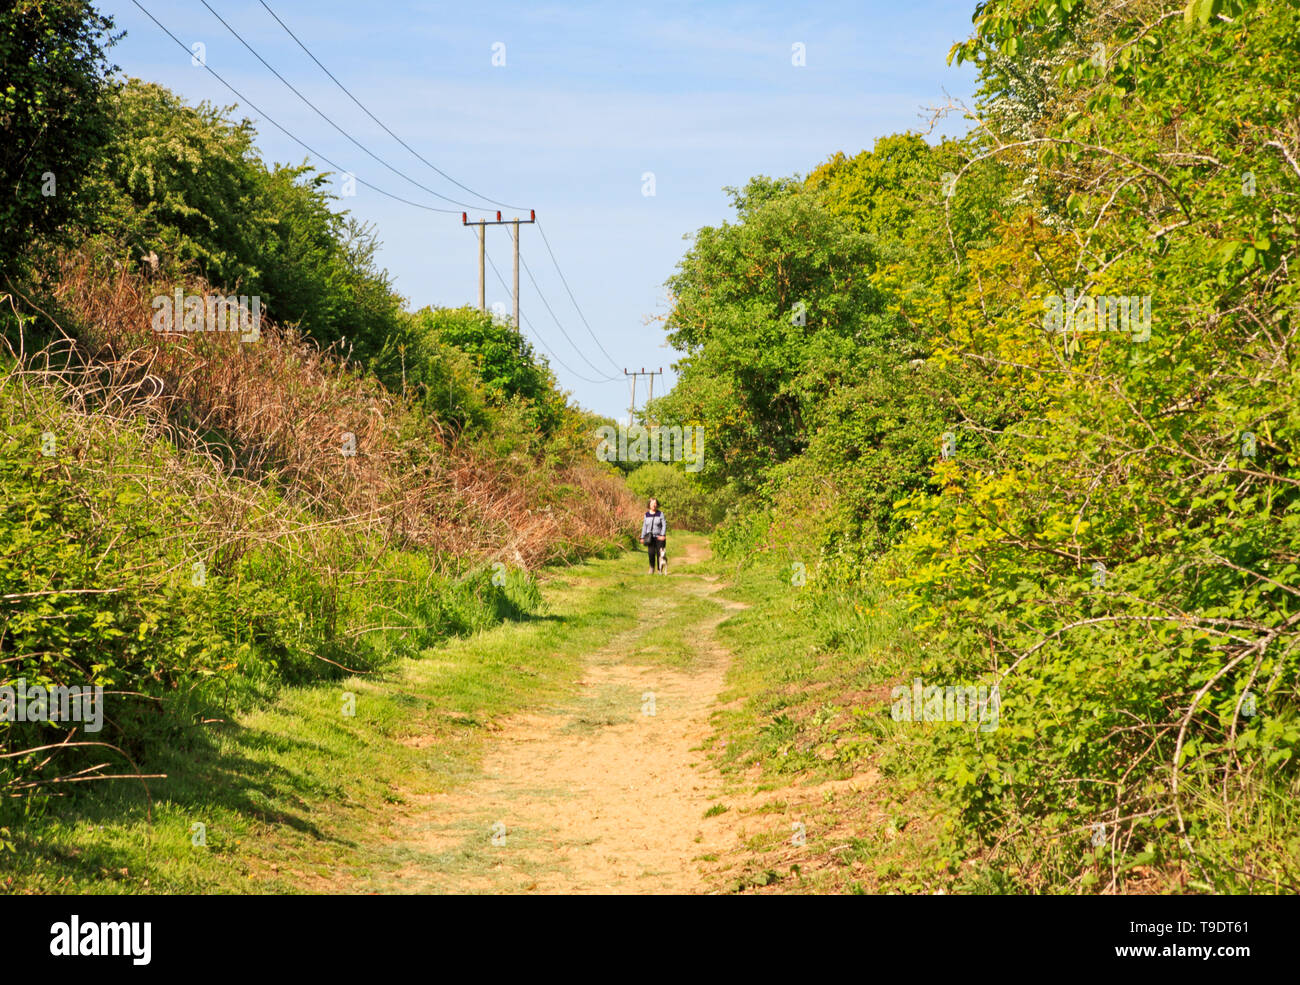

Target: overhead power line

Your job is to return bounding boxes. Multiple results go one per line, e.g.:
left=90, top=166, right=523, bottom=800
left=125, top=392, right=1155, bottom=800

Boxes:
left=130, top=0, right=465, bottom=214
left=481, top=238, right=618, bottom=386
left=257, top=0, right=526, bottom=213
left=535, top=220, right=622, bottom=373
left=250, top=1, right=619, bottom=377
left=137, top=0, right=630, bottom=390
left=518, top=250, right=620, bottom=381
left=199, top=0, right=492, bottom=213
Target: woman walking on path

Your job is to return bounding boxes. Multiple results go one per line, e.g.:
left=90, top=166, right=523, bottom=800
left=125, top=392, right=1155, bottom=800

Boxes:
left=641, top=498, right=667, bottom=574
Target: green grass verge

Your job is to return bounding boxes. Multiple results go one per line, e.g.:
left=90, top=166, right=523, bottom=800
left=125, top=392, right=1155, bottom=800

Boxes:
left=700, top=553, right=954, bottom=894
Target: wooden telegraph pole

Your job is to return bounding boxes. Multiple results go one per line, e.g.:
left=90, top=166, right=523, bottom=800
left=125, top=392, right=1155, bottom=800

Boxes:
left=462, top=210, right=536, bottom=332
left=477, top=223, right=485, bottom=311
left=624, top=367, right=663, bottom=422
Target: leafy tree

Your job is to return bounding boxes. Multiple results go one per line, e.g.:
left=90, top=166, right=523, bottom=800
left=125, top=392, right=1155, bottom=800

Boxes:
left=94, top=81, right=268, bottom=288
left=660, top=177, right=883, bottom=492
left=91, top=80, right=404, bottom=367
left=0, top=0, right=118, bottom=270
left=663, top=134, right=1018, bottom=553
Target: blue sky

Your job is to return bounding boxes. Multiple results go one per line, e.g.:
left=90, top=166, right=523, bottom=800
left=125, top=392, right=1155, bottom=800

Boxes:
left=100, top=1, right=979, bottom=419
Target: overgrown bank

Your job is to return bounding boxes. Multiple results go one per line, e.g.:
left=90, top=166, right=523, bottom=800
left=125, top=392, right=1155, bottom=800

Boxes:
left=662, top=0, right=1300, bottom=894
left=1, top=1, right=635, bottom=851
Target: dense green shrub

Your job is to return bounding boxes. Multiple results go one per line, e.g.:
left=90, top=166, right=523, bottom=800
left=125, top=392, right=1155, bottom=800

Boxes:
left=624, top=462, right=735, bottom=532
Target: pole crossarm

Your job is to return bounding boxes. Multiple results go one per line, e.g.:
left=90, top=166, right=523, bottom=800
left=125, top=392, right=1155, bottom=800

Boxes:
left=461, top=210, right=536, bottom=227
